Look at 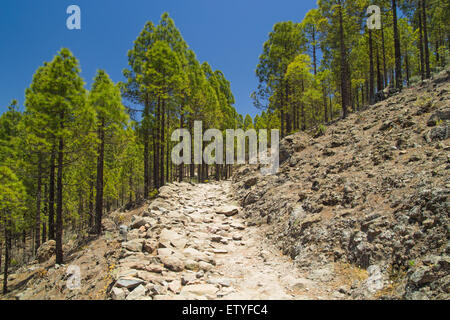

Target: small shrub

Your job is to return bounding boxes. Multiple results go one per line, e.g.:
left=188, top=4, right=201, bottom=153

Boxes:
left=314, top=124, right=327, bottom=138
left=37, top=268, right=48, bottom=278
left=149, top=189, right=159, bottom=199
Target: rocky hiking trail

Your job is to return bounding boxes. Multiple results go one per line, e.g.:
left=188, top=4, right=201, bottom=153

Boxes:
left=5, top=181, right=342, bottom=300
left=6, top=70, right=449, bottom=301
left=112, top=181, right=345, bottom=300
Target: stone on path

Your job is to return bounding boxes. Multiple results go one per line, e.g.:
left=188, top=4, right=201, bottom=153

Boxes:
left=115, top=277, right=145, bottom=290
left=159, top=228, right=187, bottom=249
left=126, top=284, right=147, bottom=300
left=111, top=287, right=127, bottom=300
left=181, top=273, right=197, bottom=285
left=168, top=279, right=182, bottom=294
left=212, top=248, right=228, bottom=254
left=160, top=255, right=185, bottom=272
left=180, top=284, right=218, bottom=297
left=122, top=239, right=144, bottom=252
left=216, top=205, right=239, bottom=217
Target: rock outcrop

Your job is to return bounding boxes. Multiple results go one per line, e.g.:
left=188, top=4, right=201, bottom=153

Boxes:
left=233, top=70, right=450, bottom=300
left=36, top=240, right=56, bottom=263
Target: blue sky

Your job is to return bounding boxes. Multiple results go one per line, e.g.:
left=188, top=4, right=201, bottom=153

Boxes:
left=0, top=0, right=316, bottom=118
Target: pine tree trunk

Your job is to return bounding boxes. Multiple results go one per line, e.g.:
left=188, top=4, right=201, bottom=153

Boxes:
left=421, top=0, right=431, bottom=78
left=312, top=28, right=317, bottom=75
left=55, top=112, right=64, bottom=265
left=88, top=177, right=94, bottom=227
left=143, top=125, right=149, bottom=197
left=166, top=139, right=169, bottom=183
left=329, top=95, right=333, bottom=120
left=152, top=128, right=157, bottom=189
left=42, top=183, right=48, bottom=243
left=355, top=87, right=359, bottom=111
left=3, top=216, right=11, bottom=294
left=154, top=97, right=161, bottom=189
left=48, top=149, right=56, bottom=240
left=376, top=44, right=383, bottom=92
left=301, top=79, right=306, bottom=130
left=216, top=164, right=220, bottom=181
left=189, top=119, right=195, bottom=181
left=0, top=240, right=2, bottom=277
left=23, top=230, right=27, bottom=265
left=179, top=107, right=184, bottom=182
left=285, top=81, right=291, bottom=134
left=338, top=1, right=349, bottom=118
left=278, top=85, right=285, bottom=138
left=381, top=24, right=388, bottom=88
left=35, top=157, right=42, bottom=253
left=369, top=29, right=375, bottom=104
left=42, top=222, right=46, bottom=245
left=392, top=0, right=403, bottom=90
left=95, top=118, right=105, bottom=235
left=361, top=83, right=365, bottom=106
left=435, top=41, right=440, bottom=65
left=143, top=95, right=150, bottom=197
left=160, top=99, right=165, bottom=187
left=418, top=10, right=425, bottom=81
left=365, top=79, right=369, bottom=104
left=405, top=44, right=411, bottom=86
left=348, top=63, right=354, bottom=112
left=129, top=166, right=133, bottom=203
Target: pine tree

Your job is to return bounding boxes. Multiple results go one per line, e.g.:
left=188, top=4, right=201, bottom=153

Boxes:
left=253, top=21, right=306, bottom=136
left=0, top=102, right=26, bottom=294
left=39, top=48, right=90, bottom=264
left=89, top=70, right=128, bottom=235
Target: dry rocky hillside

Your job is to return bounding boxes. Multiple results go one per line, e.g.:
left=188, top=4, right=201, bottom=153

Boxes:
left=233, top=70, right=450, bottom=300
left=1, top=70, right=449, bottom=301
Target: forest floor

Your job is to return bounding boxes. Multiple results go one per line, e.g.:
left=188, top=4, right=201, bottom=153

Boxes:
left=2, top=180, right=357, bottom=300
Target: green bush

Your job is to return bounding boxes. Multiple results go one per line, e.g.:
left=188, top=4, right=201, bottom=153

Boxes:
left=314, top=124, right=327, bottom=137
left=149, top=189, right=159, bottom=199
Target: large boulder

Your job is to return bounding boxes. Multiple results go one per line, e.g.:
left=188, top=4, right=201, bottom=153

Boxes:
left=36, top=240, right=56, bottom=263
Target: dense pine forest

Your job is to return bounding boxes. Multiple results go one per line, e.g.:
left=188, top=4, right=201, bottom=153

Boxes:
left=252, top=0, right=448, bottom=136
left=0, top=0, right=449, bottom=295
